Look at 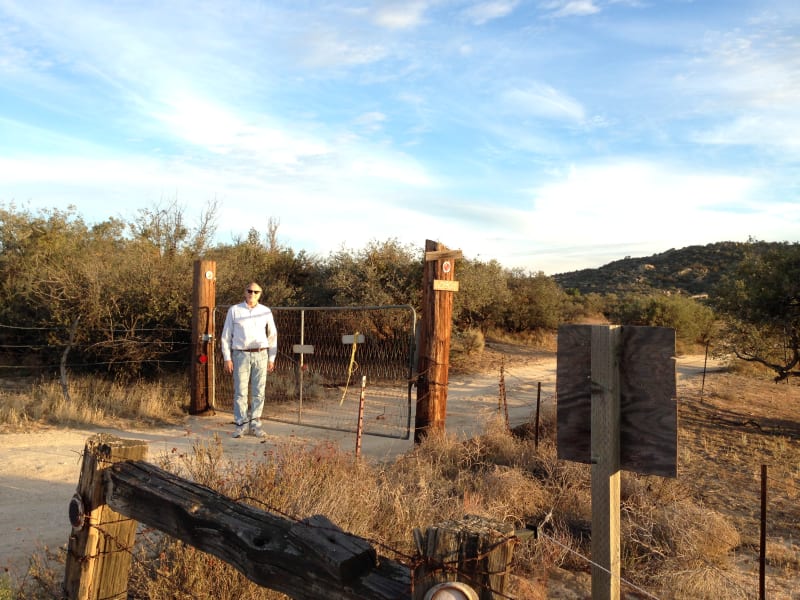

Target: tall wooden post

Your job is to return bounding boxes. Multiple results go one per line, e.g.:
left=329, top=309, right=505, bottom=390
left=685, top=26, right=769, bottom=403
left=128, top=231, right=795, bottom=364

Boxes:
left=64, top=435, right=148, bottom=600
left=591, top=325, right=621, bottom=600
left=190, top=260, right=216, bottom=415
left=414, top=240, right=461, bottom=443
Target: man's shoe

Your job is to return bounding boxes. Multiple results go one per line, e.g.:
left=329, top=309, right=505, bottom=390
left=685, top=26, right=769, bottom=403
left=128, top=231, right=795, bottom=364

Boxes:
left=232, top=426, right=246, bottom=438
left=251, top=424, right=267, bottom=438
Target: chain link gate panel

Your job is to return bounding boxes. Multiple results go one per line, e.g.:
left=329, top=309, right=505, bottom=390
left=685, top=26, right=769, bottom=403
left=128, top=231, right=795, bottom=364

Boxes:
left=214, top=305, right=417, bottom=439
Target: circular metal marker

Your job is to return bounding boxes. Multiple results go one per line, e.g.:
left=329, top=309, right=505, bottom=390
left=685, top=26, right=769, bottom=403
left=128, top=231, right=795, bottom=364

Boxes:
left=424, top=582, right=478, bottom=600
left=69, top=493, right=85, bottom=530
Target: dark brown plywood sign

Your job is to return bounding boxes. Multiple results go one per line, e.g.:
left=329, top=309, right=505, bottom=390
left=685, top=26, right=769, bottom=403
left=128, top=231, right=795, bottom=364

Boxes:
left=556, top=324, right=677, bottom=478
left=556, top=325, right=592, bottom=464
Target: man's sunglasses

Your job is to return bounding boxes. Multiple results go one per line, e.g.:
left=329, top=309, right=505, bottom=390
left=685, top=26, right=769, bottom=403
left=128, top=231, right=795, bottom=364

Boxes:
left=246, top=289, right=261, bottom=294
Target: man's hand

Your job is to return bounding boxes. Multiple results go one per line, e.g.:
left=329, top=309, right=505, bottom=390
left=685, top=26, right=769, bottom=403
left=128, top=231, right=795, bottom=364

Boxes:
left=224, top=359, right=233, bottom=374
left=268, top=362, right=275, bottom=373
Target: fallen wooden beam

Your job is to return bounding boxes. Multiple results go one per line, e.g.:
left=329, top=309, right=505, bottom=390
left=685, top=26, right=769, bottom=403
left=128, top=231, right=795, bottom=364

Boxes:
left=106, top=460, right=411, bottom=600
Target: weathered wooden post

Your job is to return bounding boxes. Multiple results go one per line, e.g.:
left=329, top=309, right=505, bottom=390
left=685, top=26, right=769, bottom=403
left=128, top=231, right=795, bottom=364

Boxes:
left=414, top=239, right=461, bottom=443
left=590, top=325, right=621, bottom=599
left=412, top=514, right=516, bottom=599
left=190, top=259, right=216, bottom=414
left=64, top=434, right=148, bottom=600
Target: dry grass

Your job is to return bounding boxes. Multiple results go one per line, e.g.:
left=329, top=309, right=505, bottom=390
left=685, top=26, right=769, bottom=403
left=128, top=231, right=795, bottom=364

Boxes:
left=8, top=346, right=800, bottom=599
left=677, top=369, right=800, bottom=599
left=0, top=374, right=187, bottom=431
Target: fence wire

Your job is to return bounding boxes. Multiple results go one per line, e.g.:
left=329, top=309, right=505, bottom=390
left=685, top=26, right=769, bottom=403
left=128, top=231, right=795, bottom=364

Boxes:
left=213, top=305, right=417, bottom=440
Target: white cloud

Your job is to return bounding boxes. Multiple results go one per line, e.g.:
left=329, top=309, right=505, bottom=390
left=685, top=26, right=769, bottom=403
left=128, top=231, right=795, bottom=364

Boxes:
left=678, top=25, right=800, bottom=151
left=463, top=1, right=520, bottom=25
left=0, top=156, right=164, bottom=185
left=524, top=161, right=765, bottom=247
left=348, top=153, right=435, bottom=186
left=501, top=83, right=586, bottom=122
left=353, top=111, right=388, bottom=133
left=694, top=114, right=800, bottom=150
left=153, top=95, right=244, bottom=153
left=150, top=92, right=332, bottom=170
left=541, top=1, right=601, bottom=18
left=372, top=1, right=429, bottom=30
left=300, top=29, right=389, bottom=68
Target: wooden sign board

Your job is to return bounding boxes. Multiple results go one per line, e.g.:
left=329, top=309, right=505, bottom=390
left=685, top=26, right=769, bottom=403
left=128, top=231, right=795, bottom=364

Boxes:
left=292, top=344, right=314, bottom=355
left=433, top=279, right=459, bottom=292
left=619, top=326, right=677, bottom=477
left=341, top=334, right=365, bottom=345
left=556, top=324, right=677, bottom=477
left=556, top=325, right=592, bottom=464
left=424, top=249, right=463, bottom=261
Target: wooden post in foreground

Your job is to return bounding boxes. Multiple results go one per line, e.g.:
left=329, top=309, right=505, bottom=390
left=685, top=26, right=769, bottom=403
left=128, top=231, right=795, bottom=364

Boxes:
left=412, top=514, right=516, bottom=600
left=64, top=434, right=148, bottom=600
left=591, top=325, right=621, bottom=600
left=414, top=239, right=461, bottom=443
left=190, top=259, right=216, bottom=414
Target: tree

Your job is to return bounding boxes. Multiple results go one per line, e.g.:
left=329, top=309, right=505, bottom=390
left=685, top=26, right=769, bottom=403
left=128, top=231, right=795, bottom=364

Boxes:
left=318, top=239, right=422, bottom=308
left=712, top=240, right=800, bottom=382
left=607, top=293, right=716, bottom=347
left=0, top=202, right=209, bottom=379
left=503, top=269, right=568, bottom=331
left=130, top=197, right=218, bottom=257
left=452, top=259, right=511, bottom=330
left=211, top=221, right=312, bottom=307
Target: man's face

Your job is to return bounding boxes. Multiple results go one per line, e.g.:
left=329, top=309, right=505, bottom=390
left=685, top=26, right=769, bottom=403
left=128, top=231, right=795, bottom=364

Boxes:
left=245, top=285, right=262, bottom=306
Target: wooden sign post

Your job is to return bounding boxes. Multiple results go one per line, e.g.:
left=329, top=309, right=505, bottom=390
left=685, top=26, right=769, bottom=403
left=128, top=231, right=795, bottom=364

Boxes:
left=557, top=324, right=676, bottom=600
left=591, top=325, right=621, bottom=600
left=414, top=239, right=462, bottom=443
left=190, top=260, right=216, bottom=415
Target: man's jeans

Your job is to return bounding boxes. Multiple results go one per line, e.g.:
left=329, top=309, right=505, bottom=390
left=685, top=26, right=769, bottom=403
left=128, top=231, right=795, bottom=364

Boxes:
left=232, top=350, right=269, bottom=427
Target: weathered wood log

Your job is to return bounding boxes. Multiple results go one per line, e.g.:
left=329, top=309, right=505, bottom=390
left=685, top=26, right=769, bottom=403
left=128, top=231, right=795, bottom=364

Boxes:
left=106, top=459, right=410, bottom=600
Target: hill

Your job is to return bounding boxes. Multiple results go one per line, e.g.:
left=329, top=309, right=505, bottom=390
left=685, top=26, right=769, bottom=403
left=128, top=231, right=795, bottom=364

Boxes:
left=551, top=241, right=768, bottom=297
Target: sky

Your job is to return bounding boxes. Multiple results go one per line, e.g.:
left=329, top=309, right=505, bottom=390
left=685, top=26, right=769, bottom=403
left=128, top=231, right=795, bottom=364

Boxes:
left=1, top=0, right=798, bottom=275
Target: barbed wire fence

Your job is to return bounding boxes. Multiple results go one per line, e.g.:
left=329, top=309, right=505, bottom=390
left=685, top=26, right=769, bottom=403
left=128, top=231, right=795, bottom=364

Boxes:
left=0, top=321, right=193, bottom=396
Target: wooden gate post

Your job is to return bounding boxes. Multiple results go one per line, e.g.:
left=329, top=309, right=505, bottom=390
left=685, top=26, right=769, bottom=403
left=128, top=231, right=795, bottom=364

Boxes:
left=190, top=259, right=216, bottom=414
left=64, top=434, right=148, bottom=600
left=412, top=514, right=516, bottom=600
left=414, top=239, right=461, bottom=443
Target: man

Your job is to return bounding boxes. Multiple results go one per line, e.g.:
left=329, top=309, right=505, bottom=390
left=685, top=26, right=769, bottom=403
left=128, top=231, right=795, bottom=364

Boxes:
left=219, top=282, right=278, bottom=438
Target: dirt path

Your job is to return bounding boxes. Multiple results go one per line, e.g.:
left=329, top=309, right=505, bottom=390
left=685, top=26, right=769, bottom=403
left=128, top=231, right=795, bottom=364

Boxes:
left=0, top=352, right=715, bottom=583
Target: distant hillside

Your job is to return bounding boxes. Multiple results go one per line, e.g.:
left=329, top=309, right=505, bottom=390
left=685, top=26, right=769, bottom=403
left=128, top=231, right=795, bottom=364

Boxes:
left=552, top=241, right=768, bottom=297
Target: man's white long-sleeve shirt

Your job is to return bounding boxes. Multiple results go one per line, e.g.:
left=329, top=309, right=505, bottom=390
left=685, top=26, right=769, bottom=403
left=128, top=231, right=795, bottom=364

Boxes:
left=220, top=302, right=278, bottom=363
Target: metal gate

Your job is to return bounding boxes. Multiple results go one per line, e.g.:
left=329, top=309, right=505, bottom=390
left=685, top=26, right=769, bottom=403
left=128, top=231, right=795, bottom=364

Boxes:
left=213, top=305, right=417, bottom=440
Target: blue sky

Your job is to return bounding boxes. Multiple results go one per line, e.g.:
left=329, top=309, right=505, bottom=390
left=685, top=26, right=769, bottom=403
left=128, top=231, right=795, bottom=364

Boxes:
left=1, top=0, right=798, bottom=274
